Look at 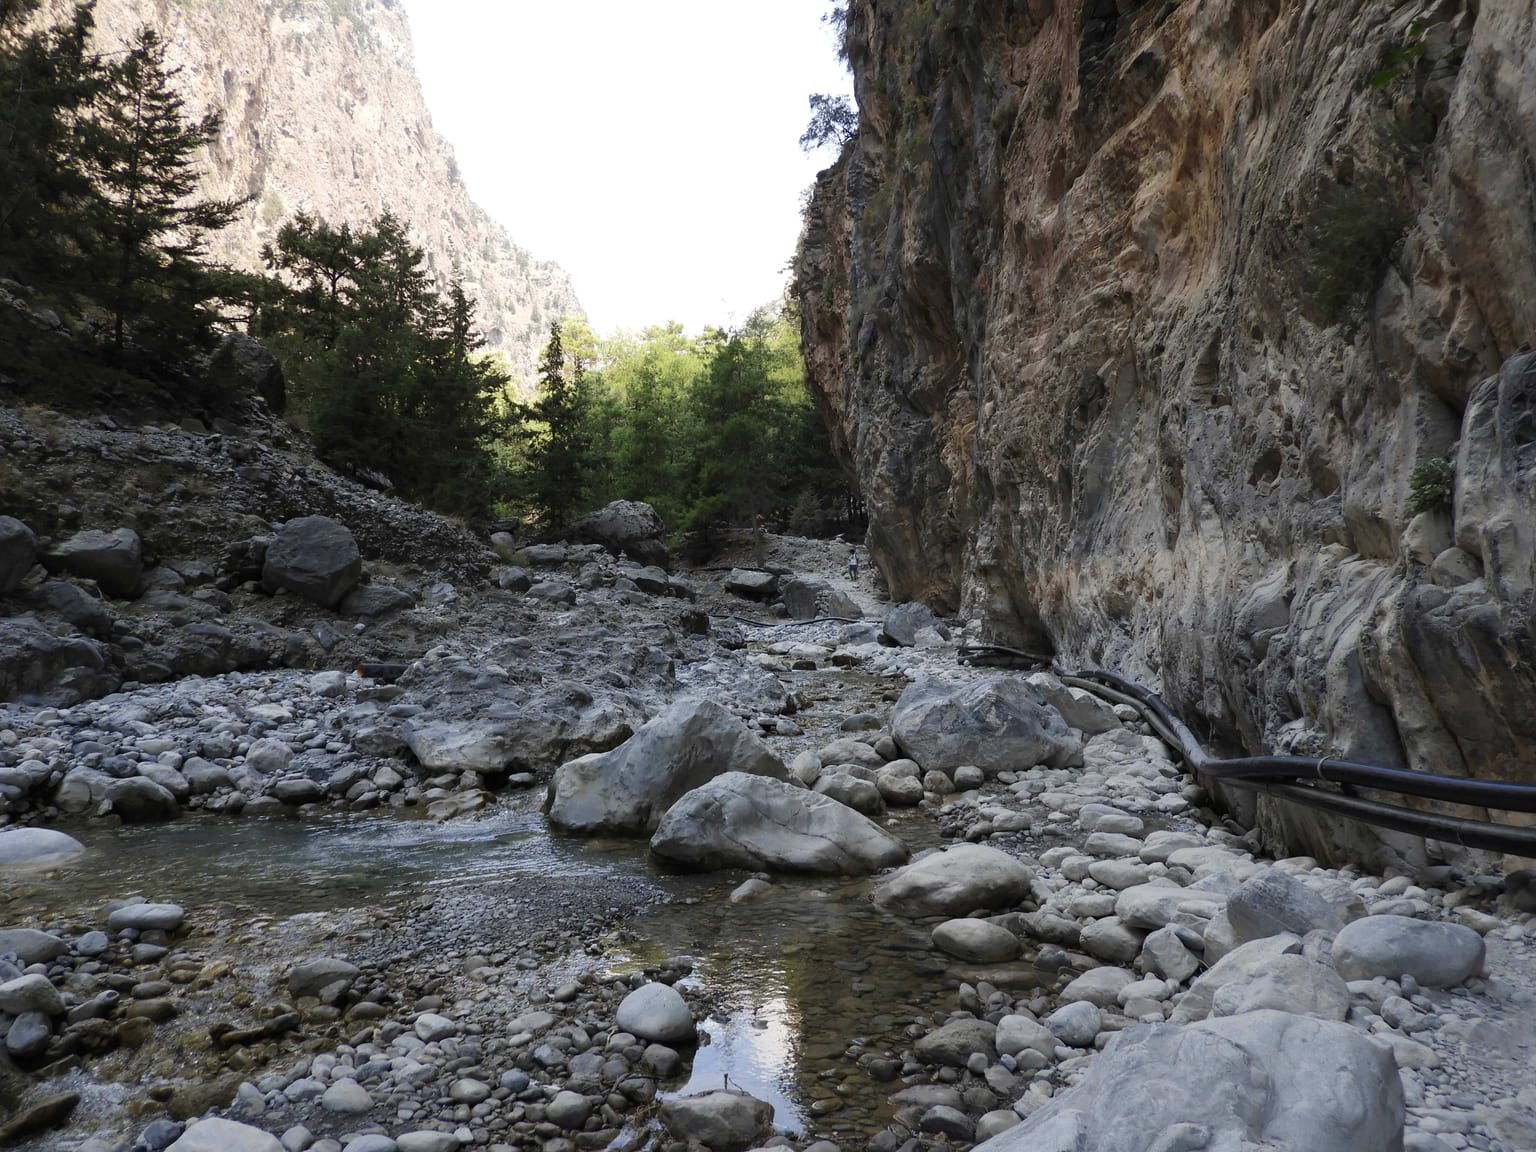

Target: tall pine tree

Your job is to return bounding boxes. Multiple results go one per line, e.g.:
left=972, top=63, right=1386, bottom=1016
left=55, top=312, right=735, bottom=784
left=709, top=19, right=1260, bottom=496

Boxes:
left=526, top=321, right=592, bottom=532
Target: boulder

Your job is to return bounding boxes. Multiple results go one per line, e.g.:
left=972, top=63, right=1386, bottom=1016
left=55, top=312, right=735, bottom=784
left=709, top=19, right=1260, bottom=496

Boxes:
left=1169, top=934, right=1303, bottom=1023
left=207, top=330, right=285, bottom=413
left=1330, top=915, right=1485, bottom=987
left=340, top=583, right=415, bottom=618
left=975, top=1011, right=1403, bottom=1152
left=168, top=1118, right=284, bottom=1152
left=883, top=602, right=945, bottom=646
left=39, top=528, right=143, bottom=598
left=724, top=568, right=778, bottom=599
left=1060, top=966, right=1136, bottom=1008
left=569, top=500, right=667, bottom=562
left=0, top=973, right=63, bottom=1016
left=260, top=516, right=362, bottom=609
left=916, top=1018, right=997, bottom=1066
left=288, top=957, right=361, bottom=1001
left=547, top=700, right=785, bottom=835
left=659, top=1090, right=773, bottom=1152
left=650, top=772, right=908, bottom=875
left=1209, top=953, right=1351, bottom=1021
left=891, top=676, right=1081, bottom=774
left=932, top=918, right=1021, bottom=962
left=1023, top=672, right=1123, bottom=735
left=104, top=777, right=180, bottom=824
left=0, top=929, right=69, bottom=964
left=0, top=516, right=36, bottom=594
left=872, top=843, right=1034, bottom=918
left=812, top=772, right=883, bottom=815
left=1225, top=870, right=1344, bottom=944
left=995, top=1015, right=1058, bottom=1061
left=107, top=903, right=185, bottom=932
left=0, top=828, right=86, bottom=870
left=615, top=982, right=695, bottom=1045
left=780, top=576, right=861, bottom=620
left=1044, top=1001, right=1102, bottom=1047
left=35, top=580, right=112, bottom=635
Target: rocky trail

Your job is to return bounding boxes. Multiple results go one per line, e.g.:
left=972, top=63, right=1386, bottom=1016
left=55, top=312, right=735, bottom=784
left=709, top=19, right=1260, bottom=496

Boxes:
left=2, top=401, right=1535, bottom=1152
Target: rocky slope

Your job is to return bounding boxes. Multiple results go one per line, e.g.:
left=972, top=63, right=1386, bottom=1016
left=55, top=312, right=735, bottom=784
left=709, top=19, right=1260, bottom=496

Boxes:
left=795, top=0, right=1536, bottom=866
left=50, top=0, right=581, bottom=382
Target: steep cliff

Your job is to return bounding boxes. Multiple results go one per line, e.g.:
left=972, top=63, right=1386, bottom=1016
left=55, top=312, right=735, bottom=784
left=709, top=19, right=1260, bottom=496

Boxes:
left=796, top=0, right=1536, bottom=865
left=53, top=0, right=580, bottom=382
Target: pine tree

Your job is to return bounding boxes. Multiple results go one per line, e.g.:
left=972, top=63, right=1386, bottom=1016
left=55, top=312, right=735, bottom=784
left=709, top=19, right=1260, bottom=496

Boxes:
left=80, top=27, right=245, bottom=354
left=527, top=321, right=592, bottom=532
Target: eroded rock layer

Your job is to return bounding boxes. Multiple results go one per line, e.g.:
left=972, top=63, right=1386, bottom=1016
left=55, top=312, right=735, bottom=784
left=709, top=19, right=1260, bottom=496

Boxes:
left=795, top=0, right=1536, bottom=864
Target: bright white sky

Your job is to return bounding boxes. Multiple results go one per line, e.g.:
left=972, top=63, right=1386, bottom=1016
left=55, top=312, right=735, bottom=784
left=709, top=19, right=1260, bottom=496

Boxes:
left=400, top=0, right=853, bottom=337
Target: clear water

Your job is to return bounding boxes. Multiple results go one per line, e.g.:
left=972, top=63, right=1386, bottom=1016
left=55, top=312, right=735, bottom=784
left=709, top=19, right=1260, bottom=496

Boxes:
left=3, top=795, right=980, bottom=1143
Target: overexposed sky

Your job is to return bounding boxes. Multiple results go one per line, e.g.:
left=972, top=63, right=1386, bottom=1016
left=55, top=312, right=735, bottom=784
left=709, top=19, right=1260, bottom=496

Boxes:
left=401, top=0, right=853, bottom=336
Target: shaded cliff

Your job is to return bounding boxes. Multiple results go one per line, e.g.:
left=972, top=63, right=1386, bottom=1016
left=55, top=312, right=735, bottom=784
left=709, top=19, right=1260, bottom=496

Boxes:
left=54, top=0, right=580, bottom=382
left=796, top=0, right=1536, bottom=865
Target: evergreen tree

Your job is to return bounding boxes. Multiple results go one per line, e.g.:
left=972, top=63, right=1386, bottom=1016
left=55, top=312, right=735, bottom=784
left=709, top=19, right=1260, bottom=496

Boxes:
left=525, top=321, right=593, bottom=532
left=79, top=27, right=246, bottom=354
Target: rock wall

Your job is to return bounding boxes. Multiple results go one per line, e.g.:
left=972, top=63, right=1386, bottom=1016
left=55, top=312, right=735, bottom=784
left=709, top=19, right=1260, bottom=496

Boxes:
left=795, top=0, right=1536, bottom=865
left=53, top=0, right=581, bottom=383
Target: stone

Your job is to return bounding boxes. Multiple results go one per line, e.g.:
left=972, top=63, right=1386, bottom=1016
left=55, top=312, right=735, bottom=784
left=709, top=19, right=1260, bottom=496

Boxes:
left=40, top=528, right=143, bottom=598
left=651, top=772, right=908, bottom=875
left=168, top=1118, right=285, bottom=1152
left=1208, top=953, right=1351, bottom=1021
left=660, top=1090, right=774, bottom=1152
left=207, top=330, right=285, bottom=412
left=975, top=1011, right=1403, bottom=1152
left=0, top=828, right=86, bottom=870
left=1170, top=934, right=1303, bottom=1023
left=395, top=1135, right=460, bottom=1152
left=261, top=516, right=363, bottom=609
left=288, top=958, right=360, bottom=1001
left=107, top=903, right=185, bottom=932
left=0, top=515, right=36, bottom=593
left=812, top=771, right=884, bottom=815
left=0, top=928, right=68, bottom=964
left=339, top=584, right=414, bottom=618
left=244, top=737, right=294, bottom=775
left=891, top=675, right=1081, bottom=774
left=932, top=919, right=1021, bottom=962
left=0, top=974, right=64, bottom=1016
left=320, top=1079, right=372, bottom=1113
left=1139, top=926, right=1201, bottom=983
left=104, top=777, right=180, bottom=823
left=0, top=617, right=115, bottom=705
left=0, top=1092, right=79, bottom=1145
left=1330, top=915, right=1485, bottom=987
left=5, top=1011, right=51, bottom=1056
left=616, top=982, right=695, bottom=1045
left=1044, top=1001, right=1102, bottom=1048
left=817, top=736, right=887, bottom=768
left=883, top=602, right=945, bottom=646
left=995, top=1015, right=1057, bottom=1061
left=781, top=576, right=862, bottom=620
left=1077, top=802, right=1145, bottom=836
left=1060, top=967, right=1136, bottom=1008
left=1115, top=883, right=1228, bottom=930
left=413, top=1013, right=457, bottom=1041
left=547, top=699, right=786, bottom=835
left=1226, top=870, right=1345, bottom=943
left=569, top=500, right=667, bottom=558
left=873, top=843, right=1034, bottom=918
left=1079, top=918, right=1144, bottom=964
left=1023, top=673, right=1123, bottom=735
left=36, top=579, right=113, bottom=635
left=724, top=569, right=778, bottom=599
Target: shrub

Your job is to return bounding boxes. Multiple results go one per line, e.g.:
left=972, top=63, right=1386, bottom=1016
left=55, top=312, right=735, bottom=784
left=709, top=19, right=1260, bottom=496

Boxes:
left=1407, top=457, right=1455, bottom=516
left=1298, top=172, right=1406, bottom=324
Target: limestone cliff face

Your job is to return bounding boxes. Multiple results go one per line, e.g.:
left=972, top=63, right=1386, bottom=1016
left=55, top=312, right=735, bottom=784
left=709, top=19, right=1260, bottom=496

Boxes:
left=59, top=0, right=580, bottom=382
left=796, top=0, right=1536, bottom=863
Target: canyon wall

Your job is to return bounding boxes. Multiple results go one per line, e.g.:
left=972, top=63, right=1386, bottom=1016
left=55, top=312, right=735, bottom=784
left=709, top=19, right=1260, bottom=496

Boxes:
left=54, top=0, right=580, bottom=382
left=796, top=0, right=1536, bottom=866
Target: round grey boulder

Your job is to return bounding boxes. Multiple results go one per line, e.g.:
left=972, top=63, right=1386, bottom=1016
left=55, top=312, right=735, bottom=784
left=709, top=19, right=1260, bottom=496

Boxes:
left=659, top=1090, right=773, bottom=1152
left=616, top=982, right=695, bottom=1045
left=261, top=516, right=363, bottom=609
left=0, top=828, right=85, bottom=870
left=932, top=918, right=1021, bottom=963
left=107, top=903, right=185, bottom=932
left=891, top=674, right=1081, bottom=774
left=167, top=1118, right=284, bottom=1152
left=104, top=777, right=180, bottom=824
left=0, top=516, right=36, bottom=594
left=1226, top=870, right=1344, bottom=944
left=873, top=843, right=1034, bottom=918
left=1331, top=915, right=1485, bottom=987
left=40, top=528, right=143, bottom=598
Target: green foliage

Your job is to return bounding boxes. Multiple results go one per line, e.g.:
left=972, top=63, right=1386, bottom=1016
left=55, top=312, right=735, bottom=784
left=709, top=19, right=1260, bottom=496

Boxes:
left=257, top=211, right=512, bottom=518
left=1407, top=457, right=1455, bottom=517
left=522, top=321, right=594, bottom=532
left=1298, top=172, right=1406, bottom=324
left=1370, top=18, right=1429, bottom=89
left=800, top=93, right=857, bottom=153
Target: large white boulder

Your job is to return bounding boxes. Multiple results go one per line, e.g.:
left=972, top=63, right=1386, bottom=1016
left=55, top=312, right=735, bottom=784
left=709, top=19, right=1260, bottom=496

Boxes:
left=0, top=828, right=85, bottom=871
left=616, top=982, right=695, bottom=1045
left=873, top=843, right=1034, bottom=918
left=650, top=772, right=907, bottom=875
left=975, top=1010, right=1403, bottom=1152
left=168, top=1118, right=284, bottom=1152
left=547, top=700, right=785, bottom=835
left=891, top=675, right=1081, bottom=774
left=1331, top=915, right=1485, bottom=987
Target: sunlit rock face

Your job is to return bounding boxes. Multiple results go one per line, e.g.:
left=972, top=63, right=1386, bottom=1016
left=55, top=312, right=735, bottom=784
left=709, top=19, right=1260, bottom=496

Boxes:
left=796, top=0, right=1536, bottom=865
left=53, top=0, right=581, bottom=383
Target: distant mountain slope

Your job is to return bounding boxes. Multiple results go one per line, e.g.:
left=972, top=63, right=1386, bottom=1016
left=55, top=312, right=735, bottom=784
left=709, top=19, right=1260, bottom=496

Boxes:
left=51, top=0, right=581, bottom=384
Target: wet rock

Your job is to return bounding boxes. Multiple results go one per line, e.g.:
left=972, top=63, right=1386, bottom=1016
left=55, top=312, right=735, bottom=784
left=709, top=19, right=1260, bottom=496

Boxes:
left=615, top=982, right=695, bottom=1045
left=0, top=928, right=68, bottom=964
left=652, top=771, right=907, bottom=875
left=546, top=1089, right=595, bottom=1129
left=0, top=827, right=86, bottom=870
left=659, top=1089, right=774, bottom=1152
left=4, top=1011, right=51, bottom=1057
left=0, top=515, right=36, bottom=593
left=1330, top=915, right=1485, bottom=987
left=289, top=957, right=361, bottom=1001
left=40, top=527, right=143, bottom=598
left=977, top=1011, right=1402, bottom=1152
left=873, top=843, right=1034, bottom=917
left=426, top=790, right=495, bottom=820
left=261, top=516, right=363, bottom=609
left=0, top=1091, right=79, bottom=1144
left=891, top=676, right=1081, bottom=774
left=1226, top=870, right=1345, bottom=943
left=105, top=776, right=181, bottom=823
left=932, top=919, right=1021, bottom=963
left=916, top=1018, right=997, bottom=1066
left=547, top=699, right=786, bottom=835
left=0, top=973, right=63, bottom=1016
left=168, top=1117, right=284, bottom=1152
left=107, top=903, right=185, bottom=932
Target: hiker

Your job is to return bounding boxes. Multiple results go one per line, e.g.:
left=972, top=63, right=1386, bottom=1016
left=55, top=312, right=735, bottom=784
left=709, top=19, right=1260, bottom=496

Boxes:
left=848, top=549, right=859, bottom=581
